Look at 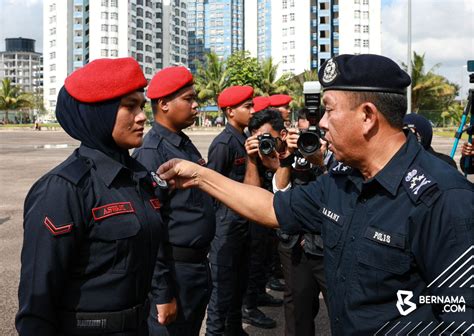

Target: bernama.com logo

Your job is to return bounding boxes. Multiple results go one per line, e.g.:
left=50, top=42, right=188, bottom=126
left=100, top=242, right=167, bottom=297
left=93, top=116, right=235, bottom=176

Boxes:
left=396, top=290, right=467, bottom=316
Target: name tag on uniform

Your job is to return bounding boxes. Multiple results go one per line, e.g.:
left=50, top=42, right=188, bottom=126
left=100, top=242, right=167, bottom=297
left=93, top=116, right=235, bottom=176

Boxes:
left=319, top=207, right=341, bottom=224
left=92, top=202, right=135, bottom=221
left=234, top=157, right=246, bottom=166
left=364, top=226, right=405, bottom=249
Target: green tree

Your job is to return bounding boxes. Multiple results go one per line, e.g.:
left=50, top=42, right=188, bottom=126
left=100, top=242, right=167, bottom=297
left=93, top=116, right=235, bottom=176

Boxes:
left=225, top=51, right=263, bottom=88
left=194, top=52, right=228, bottom=107
left=0, top=78, right=33, bottom=123
left=404, top=52, right=458, bottom=123
left=257, top=57, right=291, bottom=96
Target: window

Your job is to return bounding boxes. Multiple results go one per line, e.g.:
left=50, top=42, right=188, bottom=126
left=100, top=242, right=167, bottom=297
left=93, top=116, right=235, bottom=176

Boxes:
left=101, top=36, right=108, bottom=44
left=146, top=11, right=152, bottom=19
left=283, top=41, right=288, bottom=50
left=354, top=39, right=361, bottom=47
left=363, top=25, right=369, bottom=33
left=282, top=0, right=287, bottom=9
left=49, top=88, right=56, bottom=96
left=146, top=22, right=152, bottom=30
left=283, top=56, right=287, bottom=64
left=363, top=11, right=369, bottom=19
left=137, top=8, right=143, bottom=16
left=50, top=27, right=56, bottom=35
left=290, top=27, right=295, bottom=35
left=110, top=50, right=118, bottom=57
left=354, top=0, right=360, bottom=3
left=136, top=53, right=143, bottom=62
left=49, top=64, right=56, bottom=71
left=290, top=13, right=295, bottom=21
left=111, top=12, right=118, bottom=20
left=111, top=0, right=118, bottom=7
left=282, top=15, right=287, bottom=23
left=101, top=0, right=108, bottom=6
left=137, top=19, right=143, bottom=28
left=50, top=76, right=56, bottom=83
left=354, top=10, right=360, bottom=19
left=111, top=37, right=118, bottom=44
left=101, top=12, right=108, bottom=19
left=282, top=28, right=287, bottom=36
left=101, top=24, right=108, bottom=31
left=145, top=56, right=153, bottom=63
left=290, top=0, right=294, bottom=7
left=145, top=45, right=152, bottom=52
left=290, top=41, right=295, bottom=49
left=363, top=0, right=369, bottom=4
left=49, top=52, right=56, bottom=59
left=50, top=40, right=56, bottom=47
left=101, top=49, right=109, bottom=57
left=363, top=40, right=369, bottom=48
left=111, top=25, right=118, bottom=32
left=50, top=3, right=56, bottom=11
left=290, top=55, right=295, bottom=63
left=137, top=42, right=143, bottom=50
left=49, top=16, right=56, bottom=24
left=354, top=24, right=361, bottom=33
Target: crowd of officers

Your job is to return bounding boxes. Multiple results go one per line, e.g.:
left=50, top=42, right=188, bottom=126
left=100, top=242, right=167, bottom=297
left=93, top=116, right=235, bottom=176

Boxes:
left=16, top=54, right=473, bottom=336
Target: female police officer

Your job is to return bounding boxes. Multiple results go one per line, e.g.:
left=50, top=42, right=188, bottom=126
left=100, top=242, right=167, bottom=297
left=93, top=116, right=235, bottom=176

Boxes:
left=16, top=58, right=176, bottom=335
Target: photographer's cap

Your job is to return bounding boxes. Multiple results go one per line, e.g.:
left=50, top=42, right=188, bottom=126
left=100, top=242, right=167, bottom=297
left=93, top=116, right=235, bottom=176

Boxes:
left=147, top=66, right=193, bottom=99
left=218, top=85, right=254, bottom=108
left=318, top=54, right=411, bottom=94
left=64, top=57, right=147, bottom=103
left=269, top=94, right=292, bottom=107
left=253, top=96, right=270, bottom=113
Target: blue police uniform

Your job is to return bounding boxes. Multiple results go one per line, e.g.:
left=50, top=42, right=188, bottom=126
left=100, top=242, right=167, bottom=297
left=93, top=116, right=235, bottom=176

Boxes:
left=133, top=122, right=215, bottom=336
left=16, top=145, right=173, bottom=335
left=206, top=123, right=250, bottom=336
left=274, top=134, right=473, bottom=335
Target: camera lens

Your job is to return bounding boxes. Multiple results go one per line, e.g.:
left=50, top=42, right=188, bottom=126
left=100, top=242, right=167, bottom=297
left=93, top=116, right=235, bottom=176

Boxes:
left=297, top=132, right=321, bottom=155
left=259, top=139, right=275, bottom=155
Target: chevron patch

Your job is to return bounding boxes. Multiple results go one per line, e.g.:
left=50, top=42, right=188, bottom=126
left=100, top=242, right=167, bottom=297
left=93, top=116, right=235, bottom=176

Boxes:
left=43, top=216, right=73, bottom=236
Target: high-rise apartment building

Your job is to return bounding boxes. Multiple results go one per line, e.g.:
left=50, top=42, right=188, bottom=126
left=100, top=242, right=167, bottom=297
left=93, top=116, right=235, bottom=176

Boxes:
left=246, top=0, right=381, bottom=76
left=0, top=38, right=43, bottom=94
left=43, top=0, right=187, bottom=113
left=188, top=0, right=244, bottom=72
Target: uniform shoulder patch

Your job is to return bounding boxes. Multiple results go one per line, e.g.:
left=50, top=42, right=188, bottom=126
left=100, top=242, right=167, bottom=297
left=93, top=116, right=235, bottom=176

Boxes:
left=44, top=216, right=73, bottom=236
left=330, top=161, right=352, bottom=175
left=402, top=165, right=438, bottom=204
left=55, top=156, right=91, bottom=185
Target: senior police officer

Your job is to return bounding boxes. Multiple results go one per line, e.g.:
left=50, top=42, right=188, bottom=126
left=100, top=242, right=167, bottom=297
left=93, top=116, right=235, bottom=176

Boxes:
left=157, top=54, right=474, bottom=335
left=132, top=66, right=215, bottom=336
left=16, top=58, right=177, bottom=335
left=206, top=86, right=254, bottom=336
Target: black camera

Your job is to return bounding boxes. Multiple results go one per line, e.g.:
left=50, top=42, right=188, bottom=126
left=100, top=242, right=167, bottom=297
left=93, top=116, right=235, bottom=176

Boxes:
left=297, top=81, right=324, bottom=156
left=258, top=133, right=277, bottom=155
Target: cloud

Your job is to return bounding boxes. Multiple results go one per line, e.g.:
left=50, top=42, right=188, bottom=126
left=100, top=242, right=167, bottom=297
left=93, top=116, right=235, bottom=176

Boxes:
left=0, top=0, right=43, bottom=52
left=382, top=0, right=474, bottom=97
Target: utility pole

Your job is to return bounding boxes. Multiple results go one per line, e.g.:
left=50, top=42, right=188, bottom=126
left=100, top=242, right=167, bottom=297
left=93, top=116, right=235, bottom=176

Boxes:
left=407, top=0, right=412, bottom=114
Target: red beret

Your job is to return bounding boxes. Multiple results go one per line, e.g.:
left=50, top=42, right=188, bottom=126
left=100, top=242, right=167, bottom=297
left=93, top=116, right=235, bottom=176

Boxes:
left=253, top=96, right=270, bottom=113
left=218, top=85, right=254, bottom=108
left=147, top=66, right=194, bottom=99
left=269, top=94, right=292, bottom=107
left=64, top=57, right=147, bottom=103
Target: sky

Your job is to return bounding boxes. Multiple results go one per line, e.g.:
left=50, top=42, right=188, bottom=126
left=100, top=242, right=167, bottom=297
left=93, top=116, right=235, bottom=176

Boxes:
left=0, top=0, right=473, bottom=97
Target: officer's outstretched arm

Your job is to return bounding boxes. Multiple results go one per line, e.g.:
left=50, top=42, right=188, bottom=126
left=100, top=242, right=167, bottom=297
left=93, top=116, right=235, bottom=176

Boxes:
left=158, top=158, right=278, bottom=228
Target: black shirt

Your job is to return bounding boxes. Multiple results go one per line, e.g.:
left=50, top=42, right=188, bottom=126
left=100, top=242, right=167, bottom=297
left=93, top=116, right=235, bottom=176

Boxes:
left=16, top=146, right=172, bottom=335
left=133, top=122, right=216, bottom=249
left=274, top=134, right=473, bottom=335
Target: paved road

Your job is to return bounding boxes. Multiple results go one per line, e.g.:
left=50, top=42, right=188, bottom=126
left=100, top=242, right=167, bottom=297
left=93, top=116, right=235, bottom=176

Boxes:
left=0, top=128, right=470, bottom=335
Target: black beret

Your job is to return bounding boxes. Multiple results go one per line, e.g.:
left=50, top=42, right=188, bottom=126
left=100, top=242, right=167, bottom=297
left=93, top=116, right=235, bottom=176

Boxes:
left=318, top=54, right=411, bottom=94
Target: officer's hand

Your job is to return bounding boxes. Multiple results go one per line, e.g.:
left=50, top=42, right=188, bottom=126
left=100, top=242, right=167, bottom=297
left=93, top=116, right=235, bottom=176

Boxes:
left=245, top=134, right=260, bottom=162
left=461, top=142, right=473, bottom=157
left=158, top=159, right=201, bottom=189
left=157, top=297, right=177, bottom=325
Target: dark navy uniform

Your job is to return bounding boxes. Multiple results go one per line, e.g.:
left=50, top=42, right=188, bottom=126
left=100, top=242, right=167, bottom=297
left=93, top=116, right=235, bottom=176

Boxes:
left=274, top=134, right=473, bottom=335
left=16, top=145, right=172, bottom=335
left=206, top=123, right=250, bottom=335
left=133, top=122, right=215, bottom=336
left=276, top=154, right=328, bottom=336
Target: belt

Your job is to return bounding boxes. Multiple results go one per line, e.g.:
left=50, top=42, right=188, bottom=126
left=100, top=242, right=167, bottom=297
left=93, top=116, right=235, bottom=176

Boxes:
left=60, top=300, right=149, bottom=334
left=166, top=244, right=209, bottom=264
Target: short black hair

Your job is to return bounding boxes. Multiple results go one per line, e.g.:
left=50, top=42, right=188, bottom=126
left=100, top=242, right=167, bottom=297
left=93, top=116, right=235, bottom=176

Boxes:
left=297, top=108, right=309, bottom=120
left=248, top=109, right=285, bottom=133
left=346, top=91, right=407, bottom=129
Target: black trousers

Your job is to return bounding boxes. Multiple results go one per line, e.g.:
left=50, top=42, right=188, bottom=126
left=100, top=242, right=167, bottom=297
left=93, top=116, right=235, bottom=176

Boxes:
left=206, top=242, right=250, bottom=336
left=279, top=242, right=328, bottom=336
left=148, top=261, right=211, bottom=336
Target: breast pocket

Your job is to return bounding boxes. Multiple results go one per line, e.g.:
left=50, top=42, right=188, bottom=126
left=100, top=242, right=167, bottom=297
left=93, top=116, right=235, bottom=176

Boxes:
left=321, top=211, right=346, bottom=272
left=91, top=213, right=142, bottom=273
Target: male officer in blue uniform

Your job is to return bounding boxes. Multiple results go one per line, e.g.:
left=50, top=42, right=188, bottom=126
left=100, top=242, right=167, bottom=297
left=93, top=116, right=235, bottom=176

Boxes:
left=157, top=54, right=474, bottom=335
left=133, top=66, right=215, bottom=336
left=16, top=58, right=177, bottom=335
left=206, top=85, right=254, bottom=336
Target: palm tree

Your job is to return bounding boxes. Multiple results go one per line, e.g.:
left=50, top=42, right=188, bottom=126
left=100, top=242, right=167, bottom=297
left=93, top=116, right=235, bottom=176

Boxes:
left=194, top=52, right=228, bottom=107
left=404, top=52, right=457, bottom=114
left=256, top=57, right=290, bottom=96
left=0, top=78, right=33, bottom=124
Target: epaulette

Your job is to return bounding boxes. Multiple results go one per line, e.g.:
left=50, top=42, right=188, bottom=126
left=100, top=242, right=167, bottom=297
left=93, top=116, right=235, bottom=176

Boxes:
left=55, top=156, right=92, bottom=186
left=402, top=165, right=440, bottom=206
left=142, top=130, right=164, bottom=149
left=215, top=131, right=232, bottom=144
left=329, top=161, right=353, bottom=175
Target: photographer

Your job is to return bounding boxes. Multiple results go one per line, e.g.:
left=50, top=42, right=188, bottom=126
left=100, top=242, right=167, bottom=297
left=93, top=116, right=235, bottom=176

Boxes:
left=241, top=109, right=286, bottom=329
left=273, top=109, right=329, bottom=336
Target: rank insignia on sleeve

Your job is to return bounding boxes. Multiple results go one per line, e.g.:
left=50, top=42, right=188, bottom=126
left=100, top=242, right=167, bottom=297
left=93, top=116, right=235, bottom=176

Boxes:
left=330, top=162, right=352, bottom=175
left=402, top=166, right=437, bottom=203
left=43, top=216, right=73, bottom=236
